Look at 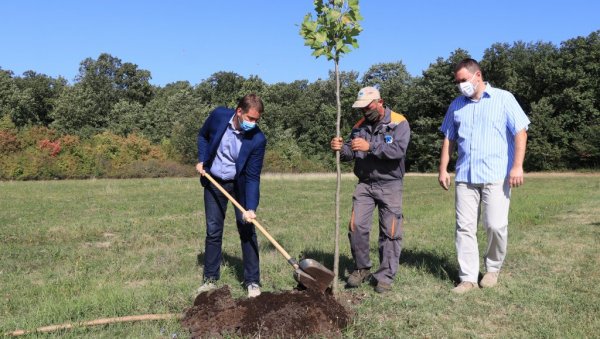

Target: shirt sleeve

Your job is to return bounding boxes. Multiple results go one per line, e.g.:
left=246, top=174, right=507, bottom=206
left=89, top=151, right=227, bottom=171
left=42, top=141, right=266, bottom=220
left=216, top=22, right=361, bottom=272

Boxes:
left=197, top=110, right=215, bottom=163
left=244, top=135, right=267, bottom=211
left=339, top=133, right=355, bottom=162
left=504, top=92, right=530, bottom=135
left=440, top=106, right=457, bottom=141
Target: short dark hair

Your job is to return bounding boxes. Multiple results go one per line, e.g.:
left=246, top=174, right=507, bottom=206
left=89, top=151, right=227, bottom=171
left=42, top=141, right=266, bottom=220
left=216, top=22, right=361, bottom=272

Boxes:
left=454, top=58, right=482, bottom=76
left=237, top=94, right=264, bottom=114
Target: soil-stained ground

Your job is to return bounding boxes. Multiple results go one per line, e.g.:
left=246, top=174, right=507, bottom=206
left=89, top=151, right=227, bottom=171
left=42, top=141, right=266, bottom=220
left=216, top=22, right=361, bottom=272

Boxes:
left=181, top=286, right=350, bottom=338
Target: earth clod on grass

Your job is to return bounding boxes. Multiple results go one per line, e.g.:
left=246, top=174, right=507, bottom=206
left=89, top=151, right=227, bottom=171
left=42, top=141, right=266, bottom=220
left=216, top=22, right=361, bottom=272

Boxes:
left=181, top=286, right=350, bottom=338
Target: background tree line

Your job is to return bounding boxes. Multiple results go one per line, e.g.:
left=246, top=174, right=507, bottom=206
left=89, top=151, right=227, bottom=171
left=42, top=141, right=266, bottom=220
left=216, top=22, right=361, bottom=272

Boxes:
left=1, top=30, right=598, bottom=179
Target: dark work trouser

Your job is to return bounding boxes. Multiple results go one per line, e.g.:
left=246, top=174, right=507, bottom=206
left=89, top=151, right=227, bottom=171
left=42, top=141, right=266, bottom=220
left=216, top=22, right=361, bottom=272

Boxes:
left=348, top=179, right=404, bottom=285
left=202, top=180, right=260, bottom=287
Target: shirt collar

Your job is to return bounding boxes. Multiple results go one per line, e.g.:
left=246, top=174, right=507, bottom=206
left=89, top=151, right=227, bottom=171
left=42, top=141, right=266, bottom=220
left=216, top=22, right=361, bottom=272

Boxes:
left=465, top=82, right=493, bottom=102
left=228, top=115, right=242, bottom=134
left=482, top=82, right=493, bottom=97
left=381, top=107, right=392, bottom=124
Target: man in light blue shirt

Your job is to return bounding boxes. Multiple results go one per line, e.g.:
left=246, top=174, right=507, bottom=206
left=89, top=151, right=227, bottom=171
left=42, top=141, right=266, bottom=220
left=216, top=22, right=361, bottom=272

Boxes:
left=210, top=118, right=243, bottom=181
left=438, top=58, right=530, bottom=294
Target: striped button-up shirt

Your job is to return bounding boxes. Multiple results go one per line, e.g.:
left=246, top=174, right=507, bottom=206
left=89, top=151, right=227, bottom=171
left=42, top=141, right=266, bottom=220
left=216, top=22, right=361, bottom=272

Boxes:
left=210, top=117, right=243, bottom=180
left=440, top=83, right=530, bottom=184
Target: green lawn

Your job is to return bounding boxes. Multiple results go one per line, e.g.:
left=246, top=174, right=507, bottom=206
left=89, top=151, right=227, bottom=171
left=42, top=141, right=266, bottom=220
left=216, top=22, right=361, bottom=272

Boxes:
left=1, top=173, right=599, bottom=338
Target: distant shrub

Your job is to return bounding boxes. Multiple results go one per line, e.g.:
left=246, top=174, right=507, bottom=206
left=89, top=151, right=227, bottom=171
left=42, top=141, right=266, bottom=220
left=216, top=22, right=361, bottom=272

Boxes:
left=0, top=154, right=22, bottom=179
left=159, top=138, right=183, bottom=163
left=0, top=127, right=193, bottom=180
left=263, top=149, right=329, bottom=173
left=109, top=159, right=195, bottom=178
left=0, top=130, right=21, bottom=154
left=13, top=150, right=54, bottom=180
left=58, top=134, right=81, bottom=152
left=18, top=126, right=57, bottom=148
left=38, top=139, right=62, bottom=157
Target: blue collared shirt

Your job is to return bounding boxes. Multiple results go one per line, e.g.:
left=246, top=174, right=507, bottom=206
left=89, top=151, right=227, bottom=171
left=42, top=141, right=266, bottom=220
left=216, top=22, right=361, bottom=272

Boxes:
left=440, top=84, right=530, bottom=184
left=210, top=117, right=243, bottom=180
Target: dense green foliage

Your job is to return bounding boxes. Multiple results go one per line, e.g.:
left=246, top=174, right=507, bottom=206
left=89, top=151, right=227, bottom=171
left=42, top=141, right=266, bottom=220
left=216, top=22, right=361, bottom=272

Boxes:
left=1, top=31, right=598, bottom=179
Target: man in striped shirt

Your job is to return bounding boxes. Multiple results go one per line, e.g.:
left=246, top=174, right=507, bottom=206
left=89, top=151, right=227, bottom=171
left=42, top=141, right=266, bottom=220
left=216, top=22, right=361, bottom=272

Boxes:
left=438, top=58, right=530, bottom=294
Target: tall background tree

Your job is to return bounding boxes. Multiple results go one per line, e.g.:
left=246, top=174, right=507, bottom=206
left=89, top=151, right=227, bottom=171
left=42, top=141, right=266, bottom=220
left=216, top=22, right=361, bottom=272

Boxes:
left=50, top=53, right=154, bottom=137
left=300, top=0, right=363, bottom=294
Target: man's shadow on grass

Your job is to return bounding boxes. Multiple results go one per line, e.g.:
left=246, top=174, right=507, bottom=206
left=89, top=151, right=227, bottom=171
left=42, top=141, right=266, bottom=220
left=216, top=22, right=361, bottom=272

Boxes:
left=197, top=247, right=461, bottom=286
left=196, top=252, right=246, bottom=283
left=304, top=248, right=462, bottom=285
left=196, top=241, right=313, bottom=284
left=400, top=248, right=461, bottom=284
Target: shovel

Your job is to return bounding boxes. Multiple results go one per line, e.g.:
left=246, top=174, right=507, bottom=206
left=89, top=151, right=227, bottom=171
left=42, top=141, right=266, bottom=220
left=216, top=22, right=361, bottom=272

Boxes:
left=203, top=173, right=334, bottom=293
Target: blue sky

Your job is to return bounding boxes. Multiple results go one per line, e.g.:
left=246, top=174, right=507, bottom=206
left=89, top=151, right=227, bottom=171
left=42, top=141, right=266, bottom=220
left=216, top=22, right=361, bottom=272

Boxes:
left=1, top=0, right=598, bottom=86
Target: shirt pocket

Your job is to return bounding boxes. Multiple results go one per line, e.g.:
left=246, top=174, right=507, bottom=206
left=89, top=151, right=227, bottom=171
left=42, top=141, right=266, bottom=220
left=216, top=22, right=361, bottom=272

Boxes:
left=489, top=109, right=508, bottom=135
left=453, top=107, right=470, bottom=139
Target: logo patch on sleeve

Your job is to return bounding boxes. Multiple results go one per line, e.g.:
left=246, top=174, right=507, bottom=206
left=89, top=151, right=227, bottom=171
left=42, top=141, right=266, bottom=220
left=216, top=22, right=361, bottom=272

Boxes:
left=384, top=135, right=393, bottom=143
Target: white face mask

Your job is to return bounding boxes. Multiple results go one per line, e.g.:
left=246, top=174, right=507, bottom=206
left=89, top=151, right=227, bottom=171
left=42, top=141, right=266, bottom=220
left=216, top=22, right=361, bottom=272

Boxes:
left=458, top=73, right=478, bottom=98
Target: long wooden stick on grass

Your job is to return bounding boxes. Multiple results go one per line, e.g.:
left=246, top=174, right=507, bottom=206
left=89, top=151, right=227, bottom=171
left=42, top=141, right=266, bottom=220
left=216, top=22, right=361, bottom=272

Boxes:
left=6, top=313, right=183, bottom=336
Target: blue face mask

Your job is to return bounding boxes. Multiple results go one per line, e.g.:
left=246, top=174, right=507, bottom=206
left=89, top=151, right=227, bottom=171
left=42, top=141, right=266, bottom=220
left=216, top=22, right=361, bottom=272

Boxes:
left=238, top=116, right=256, bottom=132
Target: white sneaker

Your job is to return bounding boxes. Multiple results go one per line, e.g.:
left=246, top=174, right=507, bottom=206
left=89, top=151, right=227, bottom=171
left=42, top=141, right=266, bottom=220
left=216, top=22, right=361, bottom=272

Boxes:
left=247, top=283, right=261, bottom=298
left=196, top=281, right=217, bottom=294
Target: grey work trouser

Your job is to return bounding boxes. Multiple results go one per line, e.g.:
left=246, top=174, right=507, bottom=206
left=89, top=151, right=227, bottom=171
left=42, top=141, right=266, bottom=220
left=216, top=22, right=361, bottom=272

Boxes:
left=348, top=179, right=404, bottom=284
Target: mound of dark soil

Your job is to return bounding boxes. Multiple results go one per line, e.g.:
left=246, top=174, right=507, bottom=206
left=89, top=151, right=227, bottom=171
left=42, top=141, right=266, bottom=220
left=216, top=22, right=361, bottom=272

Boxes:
left=181, top=286, right=350, bottom=338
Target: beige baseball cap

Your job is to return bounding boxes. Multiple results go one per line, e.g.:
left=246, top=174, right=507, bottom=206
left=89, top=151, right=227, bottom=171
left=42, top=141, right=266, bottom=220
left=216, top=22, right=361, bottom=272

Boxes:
left=352, top=86, right=380, bottom=108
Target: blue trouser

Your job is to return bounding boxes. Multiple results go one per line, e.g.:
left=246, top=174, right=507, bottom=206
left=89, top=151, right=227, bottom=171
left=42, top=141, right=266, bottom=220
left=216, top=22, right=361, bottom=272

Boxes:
left=202, top=179, right=260, bottom=286
left=348, top=179, right=404, bottom=285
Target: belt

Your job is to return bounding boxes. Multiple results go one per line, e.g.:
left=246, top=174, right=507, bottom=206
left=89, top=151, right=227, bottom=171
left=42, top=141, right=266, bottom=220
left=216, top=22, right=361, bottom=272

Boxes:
left=212, top=175, right=235, bottom=184
left=359, top=178, right=402, bottom=184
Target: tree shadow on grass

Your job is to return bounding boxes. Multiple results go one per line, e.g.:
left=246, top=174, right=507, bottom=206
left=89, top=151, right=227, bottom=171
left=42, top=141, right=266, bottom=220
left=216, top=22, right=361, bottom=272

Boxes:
left=400, top=248, right=461, bottom=285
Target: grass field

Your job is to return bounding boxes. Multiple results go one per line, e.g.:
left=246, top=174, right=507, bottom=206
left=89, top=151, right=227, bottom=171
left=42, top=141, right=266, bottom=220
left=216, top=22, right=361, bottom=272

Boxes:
left=1, top=173, right=599, bottom=338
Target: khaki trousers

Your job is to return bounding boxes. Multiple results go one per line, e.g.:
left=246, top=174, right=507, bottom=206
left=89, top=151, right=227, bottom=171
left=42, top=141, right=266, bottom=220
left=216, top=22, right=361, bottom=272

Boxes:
left=455, top=180, right=511, bottom=283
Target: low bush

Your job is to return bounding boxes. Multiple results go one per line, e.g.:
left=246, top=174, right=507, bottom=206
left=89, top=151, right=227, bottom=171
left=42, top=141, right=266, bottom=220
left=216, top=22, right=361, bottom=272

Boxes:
left=0, top=130, right=21, bottom=154
left=0, top=127, right=192, bottom=180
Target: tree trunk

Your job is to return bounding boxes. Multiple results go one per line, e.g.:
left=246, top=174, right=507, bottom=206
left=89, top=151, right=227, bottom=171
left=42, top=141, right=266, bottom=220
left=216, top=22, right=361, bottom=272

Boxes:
left=333, top=59, right=341, bottom=295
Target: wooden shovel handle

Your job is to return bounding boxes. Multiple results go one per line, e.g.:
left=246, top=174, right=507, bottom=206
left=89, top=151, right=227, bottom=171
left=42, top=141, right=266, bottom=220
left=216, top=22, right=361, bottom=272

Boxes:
left=203, top=173, right=296, bottom=266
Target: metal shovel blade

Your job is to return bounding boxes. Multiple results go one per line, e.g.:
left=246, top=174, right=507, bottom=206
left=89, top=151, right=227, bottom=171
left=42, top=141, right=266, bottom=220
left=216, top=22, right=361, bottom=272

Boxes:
left=293, top=259, right=335, bottom=292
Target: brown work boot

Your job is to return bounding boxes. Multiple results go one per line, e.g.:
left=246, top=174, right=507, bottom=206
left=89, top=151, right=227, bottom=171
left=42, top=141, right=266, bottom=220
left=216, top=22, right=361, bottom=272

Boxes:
left=374, top=281, right=392, bottom=294
left=346, top=269, right=371, bottom=288
left=452, top=281, right=478, bottom=294
left=480, top=272, right=499, bottom=288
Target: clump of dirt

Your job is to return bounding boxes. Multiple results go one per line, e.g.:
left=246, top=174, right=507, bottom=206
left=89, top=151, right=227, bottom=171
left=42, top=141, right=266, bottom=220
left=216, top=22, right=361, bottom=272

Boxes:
left=181, top=286, right=350, bottom=338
